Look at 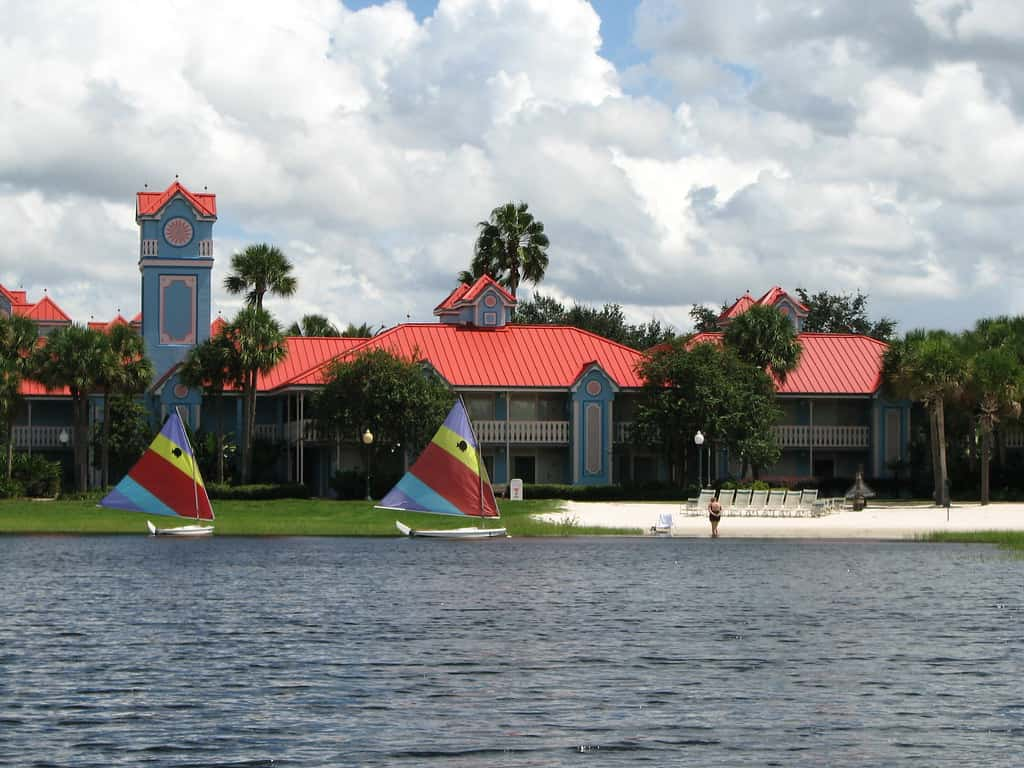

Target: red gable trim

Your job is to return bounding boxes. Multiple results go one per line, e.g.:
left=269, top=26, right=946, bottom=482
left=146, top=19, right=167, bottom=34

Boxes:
left=757, top=286, right=809, bottom=313
left=23, top=296, right=71, bottom=322
left=137, top=180, right=217, bottom=219
left=434, top=275, right=516, bottom=313
left=718, top=292, right=755, bottom=322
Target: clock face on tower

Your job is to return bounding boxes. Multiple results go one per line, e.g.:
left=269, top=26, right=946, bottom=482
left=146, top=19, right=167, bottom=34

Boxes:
left=164, top=217, right=194, bottom=247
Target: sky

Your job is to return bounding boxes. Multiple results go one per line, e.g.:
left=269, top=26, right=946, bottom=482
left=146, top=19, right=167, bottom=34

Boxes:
left=3, top=0, right=1024, bottom=336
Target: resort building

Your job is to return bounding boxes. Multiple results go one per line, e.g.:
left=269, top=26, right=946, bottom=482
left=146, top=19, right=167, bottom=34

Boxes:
left=7, top=180, right=911, bottom=493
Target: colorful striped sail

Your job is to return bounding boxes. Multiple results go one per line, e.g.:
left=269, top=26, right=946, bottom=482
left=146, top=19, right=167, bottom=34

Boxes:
left=100, top=411, right=214, bottom=521
left=377, top=398, right=499, bottom=518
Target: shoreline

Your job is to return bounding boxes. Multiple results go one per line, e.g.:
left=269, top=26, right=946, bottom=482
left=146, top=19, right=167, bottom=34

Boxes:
left=535, top=500, right=1024, bottom=539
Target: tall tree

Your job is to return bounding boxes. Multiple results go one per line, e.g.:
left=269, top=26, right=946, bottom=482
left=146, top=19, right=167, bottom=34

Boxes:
left=179, top=332, right=243, bottom=483
left=795, top=287, right=897, bottom=341
left=513, top=292, right=674, bottom=350
left=0, top=313, right=38, bottom=480
left=689, top=304, right=722, bottom=333
left=463, top=202, right=550, bottom=298
left=316, top=349, right=452, bottom=487
left=723, top=304, right=802, bottom=383
left=224, top=243, right=297, bottom=312
left=96, top=323, right=153, bottom=488
left=634, top=340, right=781, bottom=483
left=286, top=314, right=339, bottom=337
left=225, top=308, right=286, bottom=484
left=32, top=325, right=108, bottom=492
left=341, top=322, right=376, bottom=338
left=959, top=328, right=1024, bottom=505
left=884, top=329, right=965, bottom=506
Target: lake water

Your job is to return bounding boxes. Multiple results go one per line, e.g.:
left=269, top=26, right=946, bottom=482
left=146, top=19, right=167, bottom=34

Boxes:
left=0, top=535, right=1021, bottom=767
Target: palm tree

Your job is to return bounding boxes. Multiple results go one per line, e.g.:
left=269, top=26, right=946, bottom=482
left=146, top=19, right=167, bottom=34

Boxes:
left=224, top=243, right=297, bottom=312
left=464, top=202, right=550, bottom=298
left=0, top=313, right=38, bottom=480
left=286, top=314, right=339, bottom=337
left=341, top=322, right=375, bottom=337
left=884, top=329, right=965, bottom=506
left=225, top=307, right=286, bottom=484
left=179, top=332, right=242, bottom=483
left=96, top=324, right=153, bottom=488
left=32, top=325, right=108, bottom=492
left=722, top=304, right=802, bottom=383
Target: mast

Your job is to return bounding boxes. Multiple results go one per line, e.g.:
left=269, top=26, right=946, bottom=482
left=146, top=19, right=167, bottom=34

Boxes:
left=460, top=395, right=486, bottom=521
left=177, top=407, right=200, bottom=521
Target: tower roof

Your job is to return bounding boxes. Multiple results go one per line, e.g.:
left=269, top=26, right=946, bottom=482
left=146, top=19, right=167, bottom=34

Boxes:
left=136, top=180, right=217, bottom=220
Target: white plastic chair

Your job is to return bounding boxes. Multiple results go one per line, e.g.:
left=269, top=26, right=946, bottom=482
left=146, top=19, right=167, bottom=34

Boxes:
left=733, top=489, right=753, bottom=516
left=782, top=490, right=803, bottom=517
left=653, top=511, right=673, bottom=535
left=683, top=488, right=716, bottom=516
left=749, top=489, right=768, bottom=516
left=718, top=489, right=737, bottom=515
left=764, top=489, right=786, bottom=517
left=798, top=489, right=818, bottom=516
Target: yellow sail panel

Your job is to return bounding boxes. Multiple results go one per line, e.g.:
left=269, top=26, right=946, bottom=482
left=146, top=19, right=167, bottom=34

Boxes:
left=432, top=424, right=481, bottom=475
left=150, top=433, right=207, bottom=489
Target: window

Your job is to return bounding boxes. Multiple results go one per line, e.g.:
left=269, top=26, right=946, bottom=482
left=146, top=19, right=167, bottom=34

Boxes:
left=465, top=396, right=494, bottom=422
left=513, top=456, right=535, bottom=484
left=509, top=397, right=537, bottom=420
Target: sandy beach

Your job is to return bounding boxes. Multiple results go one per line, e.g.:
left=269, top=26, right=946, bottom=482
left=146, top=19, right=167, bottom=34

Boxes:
left=534, top=499, right=1024, bottom=539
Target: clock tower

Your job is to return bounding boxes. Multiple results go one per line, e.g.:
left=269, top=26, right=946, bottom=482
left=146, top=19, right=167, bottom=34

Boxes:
left=136, top=180, right=217, bottom=419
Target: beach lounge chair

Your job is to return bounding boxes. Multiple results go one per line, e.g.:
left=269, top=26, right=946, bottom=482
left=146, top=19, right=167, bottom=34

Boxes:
left=733, top=489, right=753, bottom=516
left=782, top=490, right=803, bottom=517
left=718, top=489, right=736, bottom=516
left=652, top=511, right=674, bottom=535
left=749, top=489, right=768, bottom=516
left=798, top=489, right=819, bottom=516
left=764, top=489, right=786, bottom=517
left=683, top=489, right=716, bottom=516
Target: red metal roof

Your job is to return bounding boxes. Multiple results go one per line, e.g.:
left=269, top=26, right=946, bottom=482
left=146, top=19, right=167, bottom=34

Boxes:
left=20, top=296, right=71, bottom=322
left=689, top=331, right=886, bottom=395
left=757, top=285, right=808, bottom=312
left=718, top=285, right=809, bottom=324
left=282, top=324, right=646, bottom=390
left=434, top=275, right=517, bottom=313
left=256, top=336, right=368, bottom=390
left=718, top=292, right=755, bottom=322
left=137, top=180, right=217, bottom=218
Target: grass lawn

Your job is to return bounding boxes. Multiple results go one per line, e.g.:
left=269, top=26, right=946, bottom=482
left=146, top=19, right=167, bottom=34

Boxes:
left=919, top=530, right=1024, bottom=551
left=0, top=497, right=643, bottom=537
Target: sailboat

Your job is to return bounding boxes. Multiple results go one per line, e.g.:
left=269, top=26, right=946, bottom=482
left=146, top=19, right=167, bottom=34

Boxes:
left=99, top=410, right=215, bottom=536
left=377, top=397, right=507, bottom=539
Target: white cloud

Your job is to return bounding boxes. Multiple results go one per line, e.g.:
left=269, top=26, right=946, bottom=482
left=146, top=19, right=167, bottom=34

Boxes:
left=2, top=0, right=1024, bottom=339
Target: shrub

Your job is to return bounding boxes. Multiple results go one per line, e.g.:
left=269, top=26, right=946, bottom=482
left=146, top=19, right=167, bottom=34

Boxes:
left=0, top=476, right=24, bottom=499
left=206, top=482, right=311, bottom=500
left=514, top=482, right=687, bottom=501
left=9, top=453, right=62, bottom=498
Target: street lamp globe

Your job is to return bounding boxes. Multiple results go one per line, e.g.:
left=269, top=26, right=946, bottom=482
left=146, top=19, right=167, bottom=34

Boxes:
left=362, top=429, right=375, bottom=501
left=694, top=430, right=705, bottom=489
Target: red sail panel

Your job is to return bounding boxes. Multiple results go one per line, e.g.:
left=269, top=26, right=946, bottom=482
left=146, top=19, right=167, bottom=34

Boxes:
left=410, top=441, right=499, bottom=518
left=128, top=449, right=214, bottom=520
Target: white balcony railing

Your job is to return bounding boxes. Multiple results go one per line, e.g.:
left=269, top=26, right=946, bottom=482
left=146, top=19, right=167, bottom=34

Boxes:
left=475, top=420, right=570, bottom=444
left=12, top=425, right=73, bottom=449
left=773, top=425, right=870, bottom=449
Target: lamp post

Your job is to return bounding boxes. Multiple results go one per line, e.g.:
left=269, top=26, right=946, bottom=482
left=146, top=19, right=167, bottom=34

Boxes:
left=694, top=430, right=705, bottom=489
left=362, top=428, right=374, bottom=501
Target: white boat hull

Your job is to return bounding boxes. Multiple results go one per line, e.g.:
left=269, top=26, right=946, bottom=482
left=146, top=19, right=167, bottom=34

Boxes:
left=395, top=520, right=508, bottom=539
left=147, top=520, right=214, bottom=537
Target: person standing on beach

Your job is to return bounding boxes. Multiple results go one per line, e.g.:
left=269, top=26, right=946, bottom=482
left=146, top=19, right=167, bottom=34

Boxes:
left=708, top=495, right=722, bottom=538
